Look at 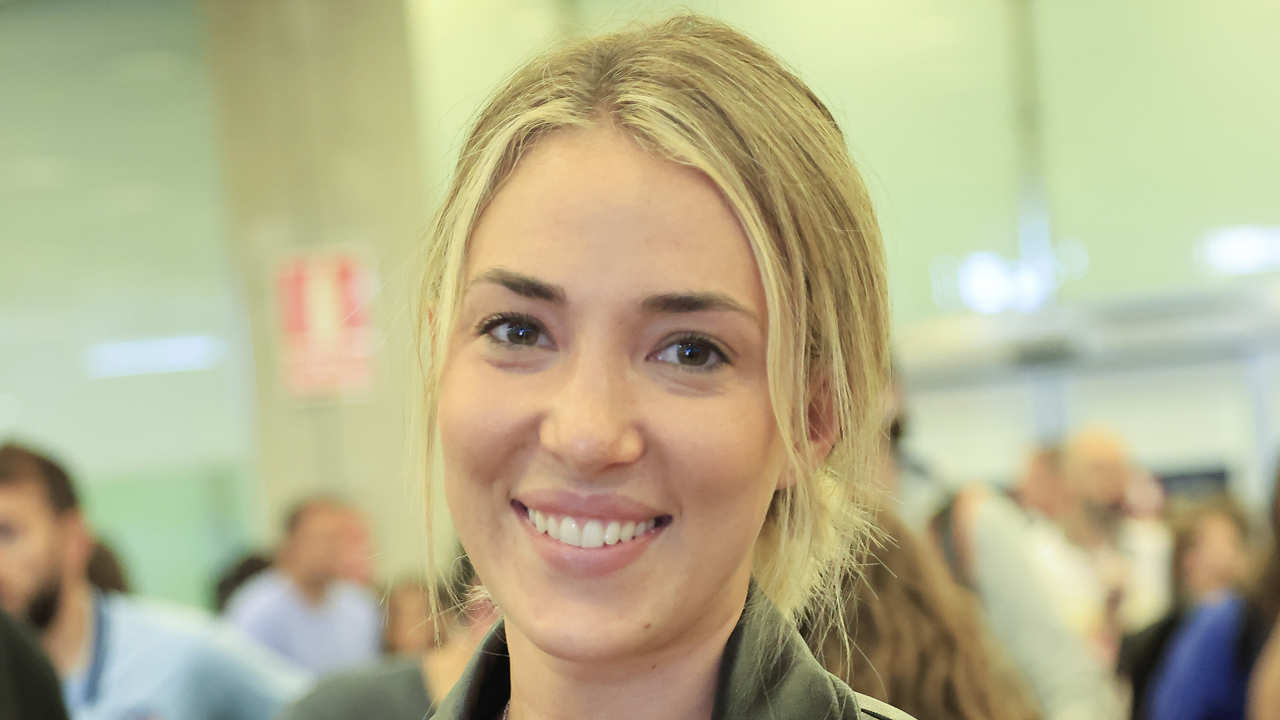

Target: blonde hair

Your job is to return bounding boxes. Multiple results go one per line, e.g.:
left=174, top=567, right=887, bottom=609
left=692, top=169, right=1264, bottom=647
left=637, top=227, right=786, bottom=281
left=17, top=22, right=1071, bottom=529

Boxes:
left=416, top=14, right=890, bottom=653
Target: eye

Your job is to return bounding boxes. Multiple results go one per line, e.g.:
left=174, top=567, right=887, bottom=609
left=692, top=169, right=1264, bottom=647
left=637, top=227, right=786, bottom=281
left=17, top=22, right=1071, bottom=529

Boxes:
left=477, top=313, right=552, bottom=349
left=652, top=334, right=729, bottom=370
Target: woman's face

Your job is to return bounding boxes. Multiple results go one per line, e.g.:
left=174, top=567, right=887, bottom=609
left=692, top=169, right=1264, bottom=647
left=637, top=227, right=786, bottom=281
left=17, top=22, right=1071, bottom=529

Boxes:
left=437, top=125, right=785, bottom=663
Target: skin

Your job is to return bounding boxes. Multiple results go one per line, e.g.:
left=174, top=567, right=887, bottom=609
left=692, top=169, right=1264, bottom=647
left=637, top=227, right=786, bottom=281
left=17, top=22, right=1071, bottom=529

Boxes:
left=436, top=124, right=789, bottom=720
left=1016, top=448, right=1068, bottom=520
left=1060, top=429, right=1133, bottom=549
left=280, top=503, right=348, bottom=604
left=386, top=583, right=431, bottom=655
left=338, top=508, right=374, bottom=588
left=0, top=480, right=94, bottom=674
left=1180, top=512, right=1247, bottom=605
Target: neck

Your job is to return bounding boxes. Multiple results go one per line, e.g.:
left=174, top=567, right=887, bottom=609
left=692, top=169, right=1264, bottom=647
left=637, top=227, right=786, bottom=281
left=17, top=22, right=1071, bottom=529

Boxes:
left=284, top=567, right=329, bottom=605
left=1061, top=507, right=1110, bottom=550
left=506, top=584, right=746, bottom=720
left=41, top=578, right=94, bottom=676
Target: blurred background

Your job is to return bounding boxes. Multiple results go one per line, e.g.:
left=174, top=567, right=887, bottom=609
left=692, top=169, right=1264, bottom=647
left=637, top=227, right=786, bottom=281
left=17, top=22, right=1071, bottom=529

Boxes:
left=2, top=0, right=1278, bottom=615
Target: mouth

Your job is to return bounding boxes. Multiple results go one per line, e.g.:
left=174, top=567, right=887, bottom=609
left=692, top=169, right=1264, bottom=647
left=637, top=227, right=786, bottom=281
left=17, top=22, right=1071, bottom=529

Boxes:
left=511, top=500, right=672, bottom=550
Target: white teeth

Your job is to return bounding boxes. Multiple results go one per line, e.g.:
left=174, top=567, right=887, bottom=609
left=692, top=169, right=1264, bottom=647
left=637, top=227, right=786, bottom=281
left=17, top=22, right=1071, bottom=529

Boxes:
left=581, top=520, right=605, bottom=548
left=559, top=517, right=581, bottom=545
left=525, top=508, right=663, bottom=549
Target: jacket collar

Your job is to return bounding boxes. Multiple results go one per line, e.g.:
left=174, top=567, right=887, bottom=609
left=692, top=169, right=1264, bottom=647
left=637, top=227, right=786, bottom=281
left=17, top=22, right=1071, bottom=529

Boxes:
left=430, top=583, right=896, bottom=720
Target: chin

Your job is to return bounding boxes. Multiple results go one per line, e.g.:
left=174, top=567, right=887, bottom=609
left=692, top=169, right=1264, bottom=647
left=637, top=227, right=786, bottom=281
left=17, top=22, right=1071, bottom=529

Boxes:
left=514, top=605, right=658, bottom=663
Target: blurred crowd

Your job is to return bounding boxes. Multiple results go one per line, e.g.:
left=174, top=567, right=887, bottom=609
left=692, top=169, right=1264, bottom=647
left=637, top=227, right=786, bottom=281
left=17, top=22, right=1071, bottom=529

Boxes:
left=4, top=386, right=1280, bottom=720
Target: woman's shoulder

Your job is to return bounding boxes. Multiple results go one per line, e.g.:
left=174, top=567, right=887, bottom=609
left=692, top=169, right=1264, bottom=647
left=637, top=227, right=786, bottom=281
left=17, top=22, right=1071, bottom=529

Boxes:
left=849, top=690, right=916, bottom=720
left=720, top=594, right=916, bottom=720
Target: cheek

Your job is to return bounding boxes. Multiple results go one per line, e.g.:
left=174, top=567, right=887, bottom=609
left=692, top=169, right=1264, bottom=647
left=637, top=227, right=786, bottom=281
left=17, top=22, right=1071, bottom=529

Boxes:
left=438, top=361, right=507, bottom=490
left=437, top=356, right=541, bottom=541
left=659, top=392, right=782, bottom=523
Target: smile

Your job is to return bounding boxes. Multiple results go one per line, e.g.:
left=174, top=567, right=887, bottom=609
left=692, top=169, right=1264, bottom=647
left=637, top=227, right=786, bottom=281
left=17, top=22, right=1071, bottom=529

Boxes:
left=512, top=500, right=671, bottom=550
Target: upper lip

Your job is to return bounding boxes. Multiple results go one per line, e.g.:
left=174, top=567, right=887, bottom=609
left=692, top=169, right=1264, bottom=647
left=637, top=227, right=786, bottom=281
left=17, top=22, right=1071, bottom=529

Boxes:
left=514, top=489, right=667, bottom=522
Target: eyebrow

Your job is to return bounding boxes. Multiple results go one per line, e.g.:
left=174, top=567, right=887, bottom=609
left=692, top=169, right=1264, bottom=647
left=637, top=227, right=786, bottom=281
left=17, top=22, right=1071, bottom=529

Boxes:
left=641, top=292, right=758, bottom=323
left=472, top=268, right=566, bottom=303
left=470, top=268, right=757, bottom=323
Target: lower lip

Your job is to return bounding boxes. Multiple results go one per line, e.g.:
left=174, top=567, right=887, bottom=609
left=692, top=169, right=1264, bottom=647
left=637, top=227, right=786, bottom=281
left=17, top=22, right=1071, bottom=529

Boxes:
left=517, top=507, right=663, bottom=577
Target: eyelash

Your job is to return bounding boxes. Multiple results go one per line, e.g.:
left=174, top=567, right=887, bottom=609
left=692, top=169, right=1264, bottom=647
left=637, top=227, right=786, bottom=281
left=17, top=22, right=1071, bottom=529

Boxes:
left=475, top=312, right=545, bottom=343
left=658, top=332, right=731, bottom=372
left=473, top=313, right=731, bottom=370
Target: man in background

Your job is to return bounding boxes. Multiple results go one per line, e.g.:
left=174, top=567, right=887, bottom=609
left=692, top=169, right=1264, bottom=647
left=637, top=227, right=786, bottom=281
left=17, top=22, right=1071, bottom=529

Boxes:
left=224, top=496, right=380, bottom=674
left=1054, top=429, right=1171, bottom=655
left=280, top=554, right=498, bottom=720
left=0, top=442, right=309, bottom=719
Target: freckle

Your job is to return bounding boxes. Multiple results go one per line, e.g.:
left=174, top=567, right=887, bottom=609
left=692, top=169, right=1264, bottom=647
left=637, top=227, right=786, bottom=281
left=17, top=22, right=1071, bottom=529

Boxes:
left=651, top=663, right=657, bottom=670
left=643, top=623, right=651, bottom=629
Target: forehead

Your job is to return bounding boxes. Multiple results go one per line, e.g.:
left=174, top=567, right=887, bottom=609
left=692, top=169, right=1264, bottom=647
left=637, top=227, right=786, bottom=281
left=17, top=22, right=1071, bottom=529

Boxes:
left=296, top=504, right=345, bottom=530
left=0, top=479, right=55, bottom=517
left=466, top=125, right=765, bottom=311
left=1197, top=513, right=1243, bottom=539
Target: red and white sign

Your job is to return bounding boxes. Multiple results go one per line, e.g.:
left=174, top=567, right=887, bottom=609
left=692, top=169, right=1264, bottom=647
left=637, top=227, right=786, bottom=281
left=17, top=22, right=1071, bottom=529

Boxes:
left=275, top=249, right=376, bottom=396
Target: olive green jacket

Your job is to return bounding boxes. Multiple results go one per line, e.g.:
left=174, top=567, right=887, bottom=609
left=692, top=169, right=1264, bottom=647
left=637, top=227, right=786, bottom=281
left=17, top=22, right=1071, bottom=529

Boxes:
left=429, top=590, right=914, bottom=720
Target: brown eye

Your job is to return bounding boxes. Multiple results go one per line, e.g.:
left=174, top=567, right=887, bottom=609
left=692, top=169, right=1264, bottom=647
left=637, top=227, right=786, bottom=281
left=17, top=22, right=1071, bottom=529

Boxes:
left=478, top=313, right=552, bottom=349
left=499, top=320, right=540, bottom=345
left=653, top=335, right=728, bottom=370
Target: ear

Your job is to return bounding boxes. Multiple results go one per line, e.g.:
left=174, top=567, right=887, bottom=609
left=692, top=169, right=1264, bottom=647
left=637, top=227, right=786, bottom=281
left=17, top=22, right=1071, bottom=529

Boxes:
left=775, top=378, right=839, bottom=491
left=61, top=510, right=95, bottom=577
left=808, top=385, right=839, bottom=463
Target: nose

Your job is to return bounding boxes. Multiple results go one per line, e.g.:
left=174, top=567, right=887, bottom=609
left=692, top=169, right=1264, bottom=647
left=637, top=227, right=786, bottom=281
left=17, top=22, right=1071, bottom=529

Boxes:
left=538, top=350, right=644, bottom=475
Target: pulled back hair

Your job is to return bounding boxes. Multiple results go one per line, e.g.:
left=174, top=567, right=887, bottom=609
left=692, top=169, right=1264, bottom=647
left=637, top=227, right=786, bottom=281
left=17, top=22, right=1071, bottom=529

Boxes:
left=805, top=510, right=1039, bottom=720
left=416, top=14, right=890, bottom=658
left=0, top=442, right=78, bottom=514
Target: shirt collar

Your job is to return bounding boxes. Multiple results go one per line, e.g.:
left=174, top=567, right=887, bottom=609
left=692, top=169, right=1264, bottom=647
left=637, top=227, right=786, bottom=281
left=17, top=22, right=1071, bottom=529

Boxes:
left=430, top=582, right=866, bottom=720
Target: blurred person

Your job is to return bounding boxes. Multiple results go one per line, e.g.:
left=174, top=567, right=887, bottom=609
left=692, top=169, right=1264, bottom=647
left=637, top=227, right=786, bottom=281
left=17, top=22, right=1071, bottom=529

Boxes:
left=1013, top=445, right=1068, bottom=520
left=879, top=369, right=946, bottom=529
left=932, top=478, right=1123, bottom=718
left=1, top=608, right=70, bottom=720
left=224, top=496, right=380, bottom=674
left=1119, top=497, right=1250, bottom=720
left=804, top=509, right=1039, bottom=720
left=0, top=442, right=309, bottom=719
left=1248, top=617, right=1280, bottom=720
left=1146, top=464, right=1280, bottom=720
left=337, top=507, right=375, bottom=588
left=212, top=551, right=272, bottom=613
left=1017, top=429, right=1170, bottom=660
left=383, top=576, right=431, bottom=656
left=280, top=554, right=498, bottom=720
left=1058, top=429, right=1132, bottom=549
left=417, top=14, right=913, bottom=720
left=85, top=540, right=129, bottom=595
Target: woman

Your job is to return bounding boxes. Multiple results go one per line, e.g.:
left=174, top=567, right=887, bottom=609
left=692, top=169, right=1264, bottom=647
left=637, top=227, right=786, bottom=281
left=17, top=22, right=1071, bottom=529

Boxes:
left=1147, top=468, right=1279, bottom=719
left=808, top=510, right=1039, bottom=720
left=1119, top=497, right=1249, bottom=720
left=417, top=15, right=910, bottom=720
